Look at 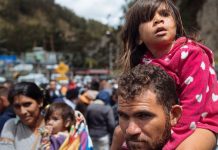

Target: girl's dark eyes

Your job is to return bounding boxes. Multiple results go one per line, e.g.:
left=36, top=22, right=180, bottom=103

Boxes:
left=51, top=116, right=59, bottom=121
left=159, top=10, right=170, bottom=17
left=53, top=118, right=58, bottom=121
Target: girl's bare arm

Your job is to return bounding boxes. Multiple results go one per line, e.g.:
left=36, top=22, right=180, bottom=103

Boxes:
left=176, top=128, right=216, bottom=150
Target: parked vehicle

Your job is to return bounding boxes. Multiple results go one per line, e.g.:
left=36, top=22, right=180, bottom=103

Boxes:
left=17, top=73, right=48, bottom=86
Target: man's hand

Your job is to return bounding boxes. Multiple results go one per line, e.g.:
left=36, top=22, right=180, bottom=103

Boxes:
left=111, top=125, right=125, bottom=150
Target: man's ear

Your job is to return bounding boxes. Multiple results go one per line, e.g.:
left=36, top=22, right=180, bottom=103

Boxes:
left=170, top=105, right=182, bottom=126
left=0, top=96, right=5, bottom=103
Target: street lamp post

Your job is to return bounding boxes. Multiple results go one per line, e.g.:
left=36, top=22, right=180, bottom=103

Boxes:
left=106, top=30, right=113, bottom=75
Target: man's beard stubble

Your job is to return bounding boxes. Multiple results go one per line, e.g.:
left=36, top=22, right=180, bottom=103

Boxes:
left=126, top=115, right=172, bottom=150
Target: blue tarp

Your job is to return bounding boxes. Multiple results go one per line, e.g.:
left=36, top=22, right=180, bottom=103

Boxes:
left=0, top=55, right=16, bottom=63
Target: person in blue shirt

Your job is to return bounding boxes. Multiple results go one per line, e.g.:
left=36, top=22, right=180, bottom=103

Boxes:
left=0, top=85, right=16, bottom=134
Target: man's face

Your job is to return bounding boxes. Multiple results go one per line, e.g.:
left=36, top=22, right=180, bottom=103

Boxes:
left=118, top=89, right=171, bottom=150
left=0, top=95, right=10, bottom=113
left=0, top=97, right=3, bottom=113
left=49, top=81, right=56, bottom=91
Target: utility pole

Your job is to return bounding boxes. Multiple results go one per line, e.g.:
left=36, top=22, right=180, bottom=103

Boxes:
left=109, top=43, right=113, bottom=72
left=106, top=14, right=113, bottom=75
left=106, top=30, right=113, bottom=75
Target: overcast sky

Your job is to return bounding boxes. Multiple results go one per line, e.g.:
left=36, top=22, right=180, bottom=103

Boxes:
left=55, top=0, right=126, bottom=27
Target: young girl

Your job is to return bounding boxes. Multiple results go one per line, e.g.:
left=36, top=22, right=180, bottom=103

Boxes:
left=118, top=0, right=218, bottom=149
left=40, top=102, right=76, bottom=150
left=40, top=102, right=93, bottom=150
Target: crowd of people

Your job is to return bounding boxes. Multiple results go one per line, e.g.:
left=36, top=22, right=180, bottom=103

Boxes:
left=0, top=0, right=218, bottom=149
left=0, top=76, right=118, bottom=150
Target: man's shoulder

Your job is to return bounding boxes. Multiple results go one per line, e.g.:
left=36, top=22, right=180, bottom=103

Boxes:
left=2, top=118, right=18, bottom=127
left=1, top=118, right=18, bottom=138
left=0, top=107, right=15, bottom=119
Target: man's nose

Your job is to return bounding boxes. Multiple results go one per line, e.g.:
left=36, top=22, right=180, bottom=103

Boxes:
left=125, top=120, right=141, bottom=136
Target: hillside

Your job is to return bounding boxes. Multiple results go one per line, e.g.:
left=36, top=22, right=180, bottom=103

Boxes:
left=176, top=0, right=218, bottom=60
left=0, top=0, right=117, bottom=68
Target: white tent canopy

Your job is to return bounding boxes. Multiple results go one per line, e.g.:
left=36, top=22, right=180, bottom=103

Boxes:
left=13, top=64, right=33, bottom=71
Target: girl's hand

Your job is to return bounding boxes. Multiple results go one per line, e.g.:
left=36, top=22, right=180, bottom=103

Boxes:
left=44, top=125, right=53, bottom=135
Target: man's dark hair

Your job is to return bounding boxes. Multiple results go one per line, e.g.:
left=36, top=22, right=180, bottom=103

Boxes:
left=66, top=87, right=80, bottom=100
left=118, top=64, right=178, bottom=113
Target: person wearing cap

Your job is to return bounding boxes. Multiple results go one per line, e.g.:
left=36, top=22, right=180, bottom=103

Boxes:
left=86, top=90, right=116, bottom=150
left=76, top=89, right=98, bottom=117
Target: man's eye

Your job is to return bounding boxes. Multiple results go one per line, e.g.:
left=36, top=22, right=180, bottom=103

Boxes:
left=118, top=112, right=128, bottom=120
left=136, top=113, right=152, bottom=120
left=118, top=113, right=124, bottom=118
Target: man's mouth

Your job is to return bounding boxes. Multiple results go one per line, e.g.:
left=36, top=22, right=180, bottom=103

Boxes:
left=127, top=141, right=148, bottom=150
